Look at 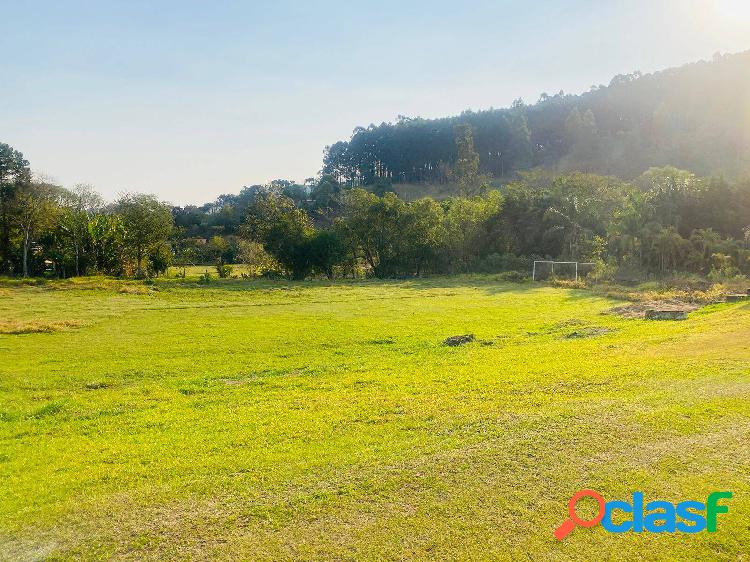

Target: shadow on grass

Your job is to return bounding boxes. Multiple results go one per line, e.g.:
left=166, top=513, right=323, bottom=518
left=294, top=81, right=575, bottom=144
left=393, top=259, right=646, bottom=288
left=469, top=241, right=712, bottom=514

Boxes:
left=151, top=274, right=611, bottom=302
left=153, top=274, right=539, bottom=293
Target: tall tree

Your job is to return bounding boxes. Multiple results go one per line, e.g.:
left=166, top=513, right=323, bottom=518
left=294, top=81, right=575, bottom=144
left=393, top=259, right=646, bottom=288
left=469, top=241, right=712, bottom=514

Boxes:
left=116, top=193, right=174, bottom=277
left=58, top=184, right=104, bottom=275
left=242, top=193, right=315, bottom=280
left=450, top=124, right=484, bottom=195
left=0, top=143, right=31, bottom=273
left=13, top=181, right=64, bottom=277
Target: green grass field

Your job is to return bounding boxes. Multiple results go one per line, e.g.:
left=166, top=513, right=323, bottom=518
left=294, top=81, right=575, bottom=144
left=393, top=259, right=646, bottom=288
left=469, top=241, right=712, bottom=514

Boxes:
left=1, top=276, right=748, bottom=560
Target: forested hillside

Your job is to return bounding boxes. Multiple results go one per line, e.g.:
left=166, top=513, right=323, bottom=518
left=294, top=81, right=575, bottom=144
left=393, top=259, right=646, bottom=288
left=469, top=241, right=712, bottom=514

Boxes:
left=323, top=51, right=750, bottom=186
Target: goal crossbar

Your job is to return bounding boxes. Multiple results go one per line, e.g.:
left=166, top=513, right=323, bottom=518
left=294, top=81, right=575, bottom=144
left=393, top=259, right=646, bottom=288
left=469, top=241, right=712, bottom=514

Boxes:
left=532, top=261, right=595, bottom=281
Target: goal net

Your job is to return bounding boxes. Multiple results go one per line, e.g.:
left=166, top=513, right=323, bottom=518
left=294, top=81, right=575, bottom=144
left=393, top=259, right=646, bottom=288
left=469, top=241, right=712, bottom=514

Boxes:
left=532, top=261, right=594, bottom=281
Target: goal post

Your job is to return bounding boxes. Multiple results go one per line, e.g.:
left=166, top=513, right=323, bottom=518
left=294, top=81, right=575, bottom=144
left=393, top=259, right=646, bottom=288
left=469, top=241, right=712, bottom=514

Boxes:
left=532, top=261, right=595, bottom=282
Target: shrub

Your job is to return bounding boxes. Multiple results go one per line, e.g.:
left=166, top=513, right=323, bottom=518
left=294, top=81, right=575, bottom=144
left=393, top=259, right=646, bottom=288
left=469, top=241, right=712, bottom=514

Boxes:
left=216, top=262, right=233, bottom=278
left=147, top=243, right=172, bottom=277
left=587, top=261, right=617, bottom=283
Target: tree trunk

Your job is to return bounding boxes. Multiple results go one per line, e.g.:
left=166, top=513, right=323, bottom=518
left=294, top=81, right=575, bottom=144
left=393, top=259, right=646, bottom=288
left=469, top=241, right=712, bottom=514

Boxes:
left=136, top=245, right=143, bottom=277
left=0, top=205, right=8, bottom=273
left=23, top=227, right=30, bottom=277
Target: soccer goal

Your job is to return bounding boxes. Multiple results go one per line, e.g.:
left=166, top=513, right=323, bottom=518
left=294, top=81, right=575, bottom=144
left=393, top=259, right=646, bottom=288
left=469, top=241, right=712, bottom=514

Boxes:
left=532, top=261, right=595, bottom=281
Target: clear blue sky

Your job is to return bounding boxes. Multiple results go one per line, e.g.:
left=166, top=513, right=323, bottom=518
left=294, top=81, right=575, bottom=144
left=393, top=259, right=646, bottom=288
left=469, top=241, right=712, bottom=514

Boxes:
left=2, top=0, right=749, bottom=204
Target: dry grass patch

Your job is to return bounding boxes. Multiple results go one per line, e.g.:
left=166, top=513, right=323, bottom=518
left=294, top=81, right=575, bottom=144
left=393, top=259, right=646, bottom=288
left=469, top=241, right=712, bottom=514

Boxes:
left=0, top=319, right=84, bottom=334
left=604, top=300, right=701, bottom=319
left=118, top=285, right=153, bottom=295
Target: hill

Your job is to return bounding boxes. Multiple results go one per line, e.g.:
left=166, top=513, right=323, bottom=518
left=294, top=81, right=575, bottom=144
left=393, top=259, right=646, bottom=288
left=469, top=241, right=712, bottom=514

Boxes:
left=322, top=51, right=750, bottom=187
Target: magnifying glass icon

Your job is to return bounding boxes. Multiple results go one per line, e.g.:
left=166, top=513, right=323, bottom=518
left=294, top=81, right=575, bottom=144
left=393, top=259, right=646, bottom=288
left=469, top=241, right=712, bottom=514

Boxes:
left=554, top=489, right=606, bottom=540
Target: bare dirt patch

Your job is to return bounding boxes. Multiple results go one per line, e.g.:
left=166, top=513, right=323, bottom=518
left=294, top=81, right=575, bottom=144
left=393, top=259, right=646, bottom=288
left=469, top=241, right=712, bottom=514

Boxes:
left=564, top=327, right=615, bottom=338
left=604, top=300, right=700, bottom=319
left=443, top=334, right=475, bottom=346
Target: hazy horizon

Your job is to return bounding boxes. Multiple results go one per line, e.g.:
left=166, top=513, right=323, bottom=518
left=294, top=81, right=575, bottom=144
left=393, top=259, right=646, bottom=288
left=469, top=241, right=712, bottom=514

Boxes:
left=2, top=0, right=750, bottom=205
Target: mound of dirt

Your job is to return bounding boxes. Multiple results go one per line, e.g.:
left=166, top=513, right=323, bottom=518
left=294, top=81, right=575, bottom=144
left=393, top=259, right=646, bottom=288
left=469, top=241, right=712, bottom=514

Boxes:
left=605, top=300, right=699, bottom=319
left=443, top=334, right=475, bottom=347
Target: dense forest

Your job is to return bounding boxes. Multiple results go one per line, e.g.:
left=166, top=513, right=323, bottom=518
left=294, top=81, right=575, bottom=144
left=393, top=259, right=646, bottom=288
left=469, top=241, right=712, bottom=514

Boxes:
left=1, top=52, right=749, bottom=281
left=323, top=51, right=750, bottom=185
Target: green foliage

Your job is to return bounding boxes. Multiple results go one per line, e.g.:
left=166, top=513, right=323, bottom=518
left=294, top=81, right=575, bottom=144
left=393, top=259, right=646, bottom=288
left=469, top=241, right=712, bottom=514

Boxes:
left=449, top=124, right=486, bottom=195
left=88, top=214, right=126, bottom=275
left=310, top=174, right=343, bottom=211
left=473, top=253, right=531, bottom=274
left=708, top=253, right=741, bottom=280
left=237, top=240, right=278, bottom=276
left=323, top=51, right=750, bottom=186
left=115, top=193, right=174, bottom=276
left=333, top=189, right=507, bottom=278
left=0, top=143, right=31, bottom=274
left=215, top=261, right=233, bottom=278
left=308, top=229, right=347, bottom=279
left=243, top=193, right=315, bottom=280
left=147, top=243, right=172, bottom=277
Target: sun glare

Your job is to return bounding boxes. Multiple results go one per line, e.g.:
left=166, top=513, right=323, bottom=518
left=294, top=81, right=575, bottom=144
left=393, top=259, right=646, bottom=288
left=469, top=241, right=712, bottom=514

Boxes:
left=715, top=0, right=750, bottom=22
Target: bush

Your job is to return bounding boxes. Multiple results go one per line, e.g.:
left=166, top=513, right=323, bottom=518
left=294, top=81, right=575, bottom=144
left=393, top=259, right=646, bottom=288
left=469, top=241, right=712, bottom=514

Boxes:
left=586, top=261, right=617, bottom=283
left=237, top=240, right=278, bottom=277
left=215, top=262, right=233, bottom=278
left=147, top=243, right=172, bottom=277
left=261, top=269, right=282, bottom=280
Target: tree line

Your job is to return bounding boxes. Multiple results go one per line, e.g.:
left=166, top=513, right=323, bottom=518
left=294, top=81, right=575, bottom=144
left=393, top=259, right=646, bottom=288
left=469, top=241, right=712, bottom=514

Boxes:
left=3, top=144, right=749, bottom=281
left=1, top=143, right=173, bottom=278
left=323, top=51, right=750, bottom=186
left=240, top=167, right=750, bottom=281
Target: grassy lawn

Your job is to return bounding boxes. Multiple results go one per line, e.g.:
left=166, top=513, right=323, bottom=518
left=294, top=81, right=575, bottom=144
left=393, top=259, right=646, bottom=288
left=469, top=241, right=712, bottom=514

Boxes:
left=1, top=275, right=748, bottom=560
left=167, top=265, right=258, bottom=278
